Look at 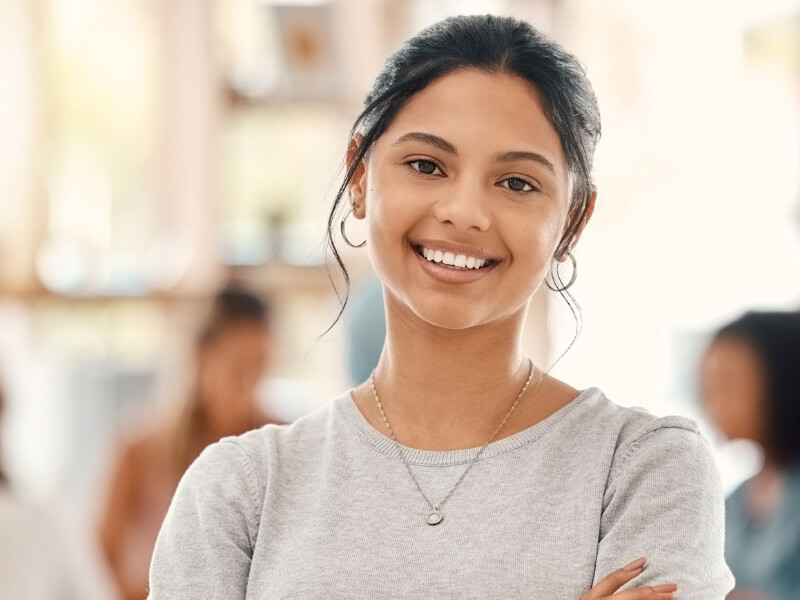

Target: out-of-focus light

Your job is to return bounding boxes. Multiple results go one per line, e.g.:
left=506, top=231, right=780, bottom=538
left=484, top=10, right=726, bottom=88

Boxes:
left=257, top=0, right=330, bottom=6
left=144, top=231, right=194, bottom=290
left=280, top=221, right=325, bottom=266
left=226, top=57, right=279, bottom=99
left=737, top=0, right=800, bottom=24
left=221, top=221, right=271, bottom=266
left=35, top=238, right=89, bottom=294
left=47, top=151, right=112, bottom=250
left=97, top=251, right=146, bottom=296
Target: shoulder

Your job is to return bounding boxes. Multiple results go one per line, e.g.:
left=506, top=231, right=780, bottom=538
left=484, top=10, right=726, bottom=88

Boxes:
left=198, top=395, right=347, bottom=484
left=165, top=398, right=345, bottom=533
left=611, top=407, right=703, bottom=474
left=572, top=388, right=701, bottom=451
left=112, top=417, right=174, bottom=466
left=563, top=389, right=711, bottom=483
left=584, top=393, right=733, bottom=595
left=104, top=425, right=173, bottom=491
left=583, top=393, right=718, bottom=501
left=225, top=395, right=344, bottom=456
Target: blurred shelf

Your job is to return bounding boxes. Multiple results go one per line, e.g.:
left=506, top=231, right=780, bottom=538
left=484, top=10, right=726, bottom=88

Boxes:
left=0, top=261, right=338, bottom=302
left=231, top=260, right=338, bottom=296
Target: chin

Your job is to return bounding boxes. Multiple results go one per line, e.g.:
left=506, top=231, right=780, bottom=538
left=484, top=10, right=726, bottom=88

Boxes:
left=411, top=299, right=491, bottom=331
left=423, top=314, right=483, bottom=331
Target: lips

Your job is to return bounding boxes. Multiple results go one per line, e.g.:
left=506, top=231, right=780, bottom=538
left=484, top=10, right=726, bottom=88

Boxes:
left=413, top=244, right=497, bottom=270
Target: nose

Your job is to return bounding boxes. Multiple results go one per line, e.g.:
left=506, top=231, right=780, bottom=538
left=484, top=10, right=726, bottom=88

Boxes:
left=431, top=178, right=491, bottom=232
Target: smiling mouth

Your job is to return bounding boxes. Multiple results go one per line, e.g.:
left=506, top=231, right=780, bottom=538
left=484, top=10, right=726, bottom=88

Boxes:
left=413, top=244, right=497, bottom=270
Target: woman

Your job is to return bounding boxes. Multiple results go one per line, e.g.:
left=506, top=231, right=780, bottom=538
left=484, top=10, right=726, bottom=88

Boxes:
left=700, top=311, right=800, bottom=600
left=149, top=15, right=733, bottom=599
left=99, top=285, right=281, bottom=600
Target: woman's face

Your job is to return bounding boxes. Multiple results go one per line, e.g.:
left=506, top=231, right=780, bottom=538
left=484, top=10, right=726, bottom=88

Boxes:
left=700, top=337, right=766, bottom=444
left=197, top=323, right=270, bottom=425
left=351, top=69, right=585, bottom=331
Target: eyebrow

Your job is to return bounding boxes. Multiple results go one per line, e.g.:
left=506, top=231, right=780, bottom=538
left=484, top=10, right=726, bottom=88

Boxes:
left=392, top=131, right=557, bottom=177
left=492, top=151, right=556, bottom=176
left=392, top=132, right=457, bottom=155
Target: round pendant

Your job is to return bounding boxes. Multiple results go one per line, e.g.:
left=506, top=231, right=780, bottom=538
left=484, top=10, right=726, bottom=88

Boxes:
left=426, top=509, right=443, bottom=526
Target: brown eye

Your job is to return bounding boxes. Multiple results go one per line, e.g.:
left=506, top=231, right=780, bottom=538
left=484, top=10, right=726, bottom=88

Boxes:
left=409, top=159, right=442, bottom=176
left=500, top=177, right=536, bottom=193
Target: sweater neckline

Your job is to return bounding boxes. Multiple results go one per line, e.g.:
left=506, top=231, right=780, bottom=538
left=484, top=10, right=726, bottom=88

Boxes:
left=339, top=386, right=600, bottom=466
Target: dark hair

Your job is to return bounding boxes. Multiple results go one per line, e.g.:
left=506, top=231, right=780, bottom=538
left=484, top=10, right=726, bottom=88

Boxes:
left=326, top=14, right=601, bottom=334
left=198, top=284, right=271, bottom=346
left=712, top=311, right=800, bottom=467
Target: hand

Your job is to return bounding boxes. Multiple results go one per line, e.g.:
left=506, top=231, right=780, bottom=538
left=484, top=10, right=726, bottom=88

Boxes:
left=580, top=558, right=678, bottom=600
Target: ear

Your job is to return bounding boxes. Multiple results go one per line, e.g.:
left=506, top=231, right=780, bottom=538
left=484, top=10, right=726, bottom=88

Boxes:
left=557, top=186, right=597, bottom=262
left=346, top=134, right=367, bottom=220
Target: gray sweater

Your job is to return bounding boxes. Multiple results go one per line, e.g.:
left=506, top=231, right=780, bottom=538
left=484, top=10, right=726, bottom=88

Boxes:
left=148, top=388, right=734, bottom=599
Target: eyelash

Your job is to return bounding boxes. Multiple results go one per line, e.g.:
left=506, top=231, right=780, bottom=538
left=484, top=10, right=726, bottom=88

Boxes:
left=406, top=158, right=444, bottom=177
left=404, top=159, right=541, bottom=195
left=498, top=176, right=540, bottom=194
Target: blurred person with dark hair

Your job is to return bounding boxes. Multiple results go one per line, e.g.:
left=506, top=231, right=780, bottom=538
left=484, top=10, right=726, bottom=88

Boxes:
left=700, top=311, right=800, bottom=600
left=98, top=284, right=283, bottom=600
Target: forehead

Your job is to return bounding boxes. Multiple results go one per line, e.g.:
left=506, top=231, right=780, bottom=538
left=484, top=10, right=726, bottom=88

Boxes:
left=378, top=69, right=567, bottom=173
left=704, top=337, right=762, bottom=375
left=208, top=322, right=267, bottom=343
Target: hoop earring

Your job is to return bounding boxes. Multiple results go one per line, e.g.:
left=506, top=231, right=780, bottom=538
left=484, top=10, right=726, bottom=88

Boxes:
left=340, top=208, right=366, bottom=248
left=545, top=252, right=577, bottom=292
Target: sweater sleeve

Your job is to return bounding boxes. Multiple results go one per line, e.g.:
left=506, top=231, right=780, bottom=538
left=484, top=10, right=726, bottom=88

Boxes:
left=148, top=439, right=263, bottom=599
left=593, top=419, right=735, bottom=599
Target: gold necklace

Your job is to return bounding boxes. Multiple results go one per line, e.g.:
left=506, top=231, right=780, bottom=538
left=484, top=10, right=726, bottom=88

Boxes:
left=370, top=359, right=536, bottom=526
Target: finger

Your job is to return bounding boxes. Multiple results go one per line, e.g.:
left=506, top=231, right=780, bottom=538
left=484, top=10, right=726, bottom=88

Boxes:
left=581, top=558, right=647, bottom=599
left=609, top=584, right=678, bottom=599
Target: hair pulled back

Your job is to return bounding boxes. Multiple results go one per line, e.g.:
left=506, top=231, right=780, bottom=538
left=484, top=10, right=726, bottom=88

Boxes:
left=327, top=14, right=601, bottom=327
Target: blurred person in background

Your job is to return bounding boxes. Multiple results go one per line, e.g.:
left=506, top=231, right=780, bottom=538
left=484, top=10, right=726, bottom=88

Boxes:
left=1, top=377, right=114, bottom=599
left=98, top=284, right=283, bottom=600
left=700, top=311, right=800, bottom=600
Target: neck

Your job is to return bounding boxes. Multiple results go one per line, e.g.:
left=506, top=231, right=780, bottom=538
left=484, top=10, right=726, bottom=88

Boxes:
left=196, top=399, right=261, bottom=445
left=759, top=457, right=785, bottom=477
left=368, top=299, right=534, bottom=450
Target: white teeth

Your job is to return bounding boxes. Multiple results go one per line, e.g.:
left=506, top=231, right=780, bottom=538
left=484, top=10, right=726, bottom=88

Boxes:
left=418, top=245, right=489, bottom=270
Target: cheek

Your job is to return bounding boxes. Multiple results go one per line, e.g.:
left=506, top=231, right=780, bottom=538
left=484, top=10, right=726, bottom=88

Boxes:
left=512, top=213, right=564, bottom=266
left=730, top=371, right=767, bottom=434
left=707, top=389, right=763, bottom=440
left=366, top=169, right=418, bottom=228
left=365, top=189, right=419, bottom=271
left=735, top=393, right=765, bottom=432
